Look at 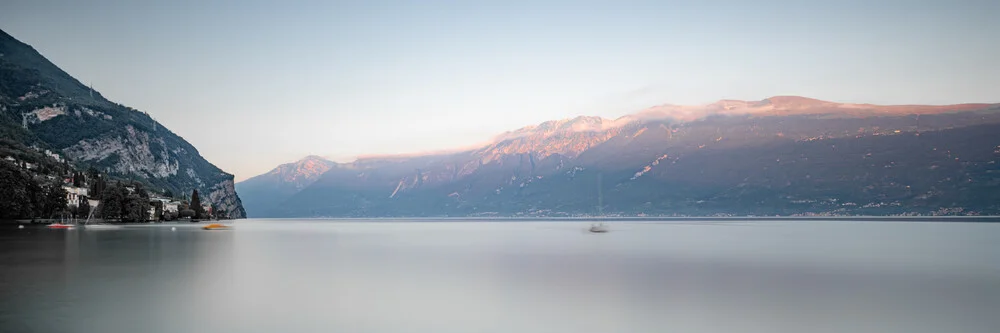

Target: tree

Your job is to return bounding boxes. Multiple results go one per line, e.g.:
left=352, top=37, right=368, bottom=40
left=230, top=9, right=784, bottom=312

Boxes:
left=179, top=209, right=195, bottom=219
left=114, top=183, right=152, bottom=223
left=99, top=183, right=124, bottom=221
left=0, top=162, right=36, bottom=219
left=90, top=174, right=106, bottom=198
left=44, top=185, right=67, bottom=218
left=78, top=196, right=91, bottom=218
left=163, top=189, right=174, bottom=199
left=115, top=184, right=130, bottom=219
left=134, top=184, right=151, bottom=222
left=26, top=184, right=69, bottom=219
left=93, top=201, right=104, bottom=220
left=72, top=172, right=83, bottom=187
left=86, top=167, right=100, bottom=183
left=134, top=184, right=149, bottom=199
left=27, top=180, right=45, bottom=220
left=153, top=201, right=163, bottom=222
left=190, top=189, right=205, bottom=219
left=122, top=195, right=146, bottom=222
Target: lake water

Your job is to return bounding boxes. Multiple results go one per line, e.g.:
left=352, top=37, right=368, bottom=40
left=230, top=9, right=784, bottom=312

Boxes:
left=1, top=219, right=998, bottom=333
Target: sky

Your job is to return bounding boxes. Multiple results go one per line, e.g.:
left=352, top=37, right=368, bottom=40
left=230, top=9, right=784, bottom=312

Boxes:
left=1, top=0, right=998, bottom=181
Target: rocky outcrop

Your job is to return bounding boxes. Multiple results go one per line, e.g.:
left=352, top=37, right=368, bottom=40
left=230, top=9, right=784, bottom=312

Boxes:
left=59, top=124, right=246, bottom=218
left=0, top=29, right=247, bottom=218
left=63, top=125, right=179, bottom=178
left=209, top=178, right=246, bottom=219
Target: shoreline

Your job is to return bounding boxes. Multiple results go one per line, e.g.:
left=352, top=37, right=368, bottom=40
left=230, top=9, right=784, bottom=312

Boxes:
left=241, top=216, right=1000, bottom=223
left=6, top=216, right=1000, bottom=225
left=0, top=218, right=237, bottom=225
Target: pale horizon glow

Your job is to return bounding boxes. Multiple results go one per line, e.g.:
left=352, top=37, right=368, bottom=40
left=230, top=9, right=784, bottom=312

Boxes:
left=1, top=0, right=998, bottom=181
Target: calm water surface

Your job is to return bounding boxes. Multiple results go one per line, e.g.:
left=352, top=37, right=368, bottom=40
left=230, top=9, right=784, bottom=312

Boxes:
left=1, top=219, right=998, bottom=333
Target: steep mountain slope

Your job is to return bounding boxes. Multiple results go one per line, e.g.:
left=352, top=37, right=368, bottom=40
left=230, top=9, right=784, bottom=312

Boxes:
left=0, top=29, right=246, bottom=218
left=236, top=155, right=338, bottom=217
left=247, top=97, right=1000, bottom=217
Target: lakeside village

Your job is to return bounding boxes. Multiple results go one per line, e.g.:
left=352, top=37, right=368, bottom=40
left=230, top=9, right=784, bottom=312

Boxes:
left=1, top=146, right=228, bottom=225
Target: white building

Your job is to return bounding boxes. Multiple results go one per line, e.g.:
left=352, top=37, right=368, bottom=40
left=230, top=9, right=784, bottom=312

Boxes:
left=62, top=186, right=89, bottom=206
left=43, top=149, right=63, bottom=163
left=149, top=197, right=174, bottom=210
left=163, top=200, right=181, bottom=213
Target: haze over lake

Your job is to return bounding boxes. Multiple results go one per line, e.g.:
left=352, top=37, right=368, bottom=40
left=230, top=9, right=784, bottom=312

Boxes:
left=1, top=219, right=998, bottom=333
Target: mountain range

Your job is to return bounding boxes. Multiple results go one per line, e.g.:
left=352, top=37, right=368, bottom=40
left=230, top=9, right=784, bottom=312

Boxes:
left=238, top=96, right=1000, bottom=217
left=0, top=29, right=246, bottom=218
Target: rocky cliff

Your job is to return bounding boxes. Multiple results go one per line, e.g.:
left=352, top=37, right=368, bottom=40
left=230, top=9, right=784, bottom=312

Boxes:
left=0, top=29, right=246, bottom=218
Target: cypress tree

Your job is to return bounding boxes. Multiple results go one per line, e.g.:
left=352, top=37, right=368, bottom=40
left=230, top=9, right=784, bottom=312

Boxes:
left=190, top=189, right=205, bottom=219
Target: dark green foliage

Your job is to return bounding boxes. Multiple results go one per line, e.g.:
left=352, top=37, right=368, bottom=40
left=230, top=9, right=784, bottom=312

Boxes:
left=129, top=184, right=151, bottom=222
left=41, top=185, right=67, bottom=218
left=27, top=178, right=44, bottom=220
left=0, top=111, right=37, bottom=145
left=190, top=189, right=205, bottom=219
left=89, top=173, right=107, bottom=199
left=1, top=31, right=103, bottom=104
left=95, top=181, right=152, bottom=222
left=0, top=139, right=61, bottom=172
left=30, top=110, right=119, bottom=149
left=179, top=209, right=195, bottom=219
left=72, top=172, right=81, bottom=187
left=77, top=195, right=91, bottom=218
left=86, top=167, right=100, bottom=181
left=97, top=183, right=124, bottom=220
left=153, top=201, right=163, bottom=221
left=0, top=161, right=36, bottom=218
left=0, top=160, right=74, bottom=219
left=122, top=194, right=148, bottom=222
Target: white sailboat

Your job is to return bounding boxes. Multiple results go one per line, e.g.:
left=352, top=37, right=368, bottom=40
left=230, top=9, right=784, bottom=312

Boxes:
left=589, top=173, right=609, bottom=233
left=81, top=205, right=122, bottom=230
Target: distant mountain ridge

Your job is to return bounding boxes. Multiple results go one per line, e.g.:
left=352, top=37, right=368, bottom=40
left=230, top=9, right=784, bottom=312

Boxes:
left=0, top=28, right=246, bottom=218
left=236, top=155, right=338, bottom=217
left=261, top=155, right=338, bottom=187
left=241, top=96, right=1000, bottom=217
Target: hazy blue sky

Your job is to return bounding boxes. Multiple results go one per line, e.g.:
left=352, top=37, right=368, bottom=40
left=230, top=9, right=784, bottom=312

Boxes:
left=2, top=0, right=998, bottom=180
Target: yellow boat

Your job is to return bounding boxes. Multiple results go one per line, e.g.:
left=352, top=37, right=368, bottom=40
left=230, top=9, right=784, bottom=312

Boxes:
left=202, top=223, right=232, bottom=230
